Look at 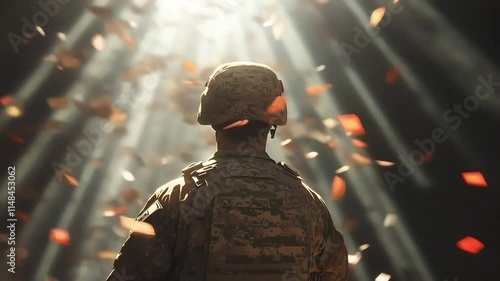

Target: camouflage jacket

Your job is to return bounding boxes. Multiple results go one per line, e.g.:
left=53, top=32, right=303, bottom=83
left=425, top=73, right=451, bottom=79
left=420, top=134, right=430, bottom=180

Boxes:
left=107, top=149, right=347, bottom=281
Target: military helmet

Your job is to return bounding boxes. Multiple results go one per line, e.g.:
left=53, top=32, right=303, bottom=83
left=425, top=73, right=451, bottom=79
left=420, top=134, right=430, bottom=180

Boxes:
left=197, top=62, right=287, bottom=126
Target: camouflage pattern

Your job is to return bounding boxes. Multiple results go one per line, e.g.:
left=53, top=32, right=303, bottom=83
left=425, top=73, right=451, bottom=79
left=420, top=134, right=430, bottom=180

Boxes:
left=108, top=149, right=347, bottom=281
left=197, top=62, right=287, bottom=126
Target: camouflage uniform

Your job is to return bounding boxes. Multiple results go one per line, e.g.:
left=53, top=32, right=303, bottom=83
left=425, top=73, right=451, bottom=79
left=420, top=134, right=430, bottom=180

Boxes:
left=107, top=62, right=347, bottom=281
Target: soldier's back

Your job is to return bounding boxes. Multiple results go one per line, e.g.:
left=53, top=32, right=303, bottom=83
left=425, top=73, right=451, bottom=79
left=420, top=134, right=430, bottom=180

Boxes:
left=179, top=152, right=337, bottom=281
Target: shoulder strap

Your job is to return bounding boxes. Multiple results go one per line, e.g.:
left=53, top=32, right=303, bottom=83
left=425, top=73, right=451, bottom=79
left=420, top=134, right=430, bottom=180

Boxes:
left=277, top=162, right=302, bottom=179
left=175, top=160, right=225, bottom=281
left=275, top=161, right=303, bottom=188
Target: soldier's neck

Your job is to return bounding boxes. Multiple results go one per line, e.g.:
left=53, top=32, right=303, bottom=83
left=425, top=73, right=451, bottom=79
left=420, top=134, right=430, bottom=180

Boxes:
left=216, top=134, right=267, bottom=152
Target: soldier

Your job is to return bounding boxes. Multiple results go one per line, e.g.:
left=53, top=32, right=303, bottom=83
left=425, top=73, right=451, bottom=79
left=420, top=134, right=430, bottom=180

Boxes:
left=106, top=62, right=348, bottom=281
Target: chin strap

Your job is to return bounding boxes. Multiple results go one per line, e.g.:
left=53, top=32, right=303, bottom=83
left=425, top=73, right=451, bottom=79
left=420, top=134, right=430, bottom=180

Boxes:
left=270, top=125, right=277, bottom=139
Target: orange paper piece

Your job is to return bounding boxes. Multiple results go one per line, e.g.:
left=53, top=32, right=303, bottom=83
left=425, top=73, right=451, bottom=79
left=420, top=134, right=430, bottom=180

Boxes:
left=370, top=7, right=386, bottom=27
left=352, top=139, right=368, bottom=148
left=223, top=119, right=249, bottom=130
left=0, top=95, right=14, bottom=106
left=331, top=176, right=346, bottom=200
left=266, top=96, right=287, bottom=114
left=119, top=216, right=156, bottom=237
left=49, top=228, right=71, bottom=245
left=182, top=60, right=197, bottom=74
left=6, top=132, right=25, bottom=144
left=102, top=206, right=128, bottom=217
left=98, top=251, right=117, bottom=259
left=46, top=97, right=69, bottom=109
left=386, top=61, right=404, bottom=85
left=338, top=114, right=366, bottom=135
left=351, top=153, right=372, bottom=165
left=461, top=172, right=487, bottom=187
left=63, top=174, right=79, bottom=186
left=307, top=83, right=333, bottom=96
left=457, top=236, right=484, bottom=254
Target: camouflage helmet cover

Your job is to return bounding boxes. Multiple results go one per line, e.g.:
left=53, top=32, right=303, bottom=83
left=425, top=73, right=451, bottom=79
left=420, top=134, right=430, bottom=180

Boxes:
left=197, top=62, right=287, bottom=126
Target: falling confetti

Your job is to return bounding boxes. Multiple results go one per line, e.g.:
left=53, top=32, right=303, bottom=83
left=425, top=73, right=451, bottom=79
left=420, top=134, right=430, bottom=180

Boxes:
left=102, top=206, right=128, bottom=217
left=376, top=160, right=395, bottom=167
left=16, top=211, right=30, bottom=222
left=335, top=165, right=350, bottom=174
left=305, top=151, right=318, bottom=159
left=104, top=18, right=135, bottom=47
left=461, top=171, right=487, bottom=187
left=280, top=139, right=292, bottom=146
left=6, top=132, right=25, bottom=144
left=63, top=174, right=79, bottom=186
left=223, top=119, right=249, bottom=130
left=91, top=34, right=106, bottom=51
left=98, top=251, right=117, bottom=259
left=386, top=61, right=404, bottom=85
left=370, top=7, right=386, bottom=27
left=306, top=83, right=333, bottom=96
left=46, top=97, right=69, bottom=109
left=352, top=139, right=368, bottom=148
left=331, top=176, right=346, bottom=200
left=57, top=32, right=66, bottom=41
left=109, top=107, right=127, bottom=124
left=119, top=216, right=156, bottom=237
left=375, top=272, right=391, bottom=281
left=383, top=213, right=398, bottom=227
left=266, top=96, right=287, bottom=114
left=0, top=94, right=14, bottom=106
left=359, top=244, right=370, bottom=251
left=59, top=49, right=85, bottom=69
left=86, top=95, right=113, bottom=118
left=315, top=64, right=326, bottom=72
left=35, top=25, right=45, bottom=37
left=457, top=236, right=485, bottom=254
left=123, top=188, right=140, bottom=203
left=49, top=228, right=71, bottom=246
left=122, top=170, right=136, bottom=182
left=348, top=252, right=362, bottom=265
left=351, top=153, right=372, bottom=165
left=338, top=114, right=366, bottom=135
left=262, top=12, right=276, bottom=27
left=182, top=79, right=204, bottom=86
left=322, top=118, right=338, bottom=128
left=121, top=34, right=136, bottom=48
left=5, top=105, right=23, bottom=117
left=182, top=59, right=197, bottom=74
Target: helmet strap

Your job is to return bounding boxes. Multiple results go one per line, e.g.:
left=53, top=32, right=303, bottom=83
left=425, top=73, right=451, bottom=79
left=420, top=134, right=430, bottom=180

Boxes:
left=270, top=125, right=277, bottom=139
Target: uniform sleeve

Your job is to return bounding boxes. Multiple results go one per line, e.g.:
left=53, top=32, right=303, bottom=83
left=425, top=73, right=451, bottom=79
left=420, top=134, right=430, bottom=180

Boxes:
left=106, top=186, right=175, bottom=281
left=316, top=198, right=348, bottom=281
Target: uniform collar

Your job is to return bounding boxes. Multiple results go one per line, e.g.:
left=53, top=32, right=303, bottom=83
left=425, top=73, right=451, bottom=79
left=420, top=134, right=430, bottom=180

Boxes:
left=210, top=149, right=275, bottom=162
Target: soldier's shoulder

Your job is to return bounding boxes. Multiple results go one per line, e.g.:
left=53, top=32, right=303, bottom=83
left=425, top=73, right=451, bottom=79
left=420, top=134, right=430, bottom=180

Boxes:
left=276, top=161, right=301, bottom=179
left=154, top=177, right=186, bottom=205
